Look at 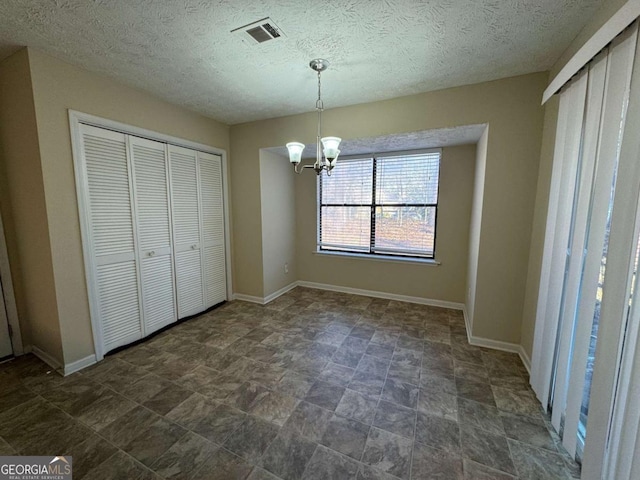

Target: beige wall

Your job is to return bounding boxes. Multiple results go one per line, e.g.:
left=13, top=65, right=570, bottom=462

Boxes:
left=25, top=48, right=229, bottom=364
left=230, top=72, right=547, bottom=345
left=260, top=149, right=297, bottom=297
left=294, top=145, right=475, bottom=303
left=0, top=49, right=63, bottom=362
left=466, top=128, right=488, bottom=325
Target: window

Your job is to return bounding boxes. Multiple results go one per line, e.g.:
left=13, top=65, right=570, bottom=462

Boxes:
left=318, top=150, right=441, bottom=259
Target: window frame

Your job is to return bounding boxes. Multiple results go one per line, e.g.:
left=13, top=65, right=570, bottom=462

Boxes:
left=317, top=148, right=442, bottom=261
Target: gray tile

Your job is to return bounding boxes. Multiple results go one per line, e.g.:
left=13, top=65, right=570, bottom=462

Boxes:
left=454, top=360, right=489, bottom=381
left=143, top=384, right=192, bottom=416
left=0, top=436, right=16, bottom=455
left=508, top=439, right=572, bottom=480
left=350, top=325, right=376, bottom=340
left=276, top=371, right=315, bottom=399
left=417, top=390, right=458, bottom=421
left=492, top=386, right=542, bottom=416
left=320, top=414, right=369, bottom=459
left=101, top=406, right=160, bottom=448
left=412, top=441, right=464, bottom=480
left=372, top=400, right=416, bottom=438
left=463, top=459, right=517, bottom=479
left=227, top=381, right=271, bottom=412
left=166, top=393, right=219, bottom=430
left=343, top=336, right=370, bottom=353
left=456, top=378, right=496, bottom=407
left=336, top=389, right=379, bottom=425
left=315, top=331, right=347, bottom=346
left=370, top=331, right=398, bottom=348
left=387, top=361, right=421, bottom=385
left=193, top=448, right=254, bottom=480
left=250, top=391, right=299, bottom=426
left=348, top=371, right=385, bottom=397
left=83, top=450, right=155, bottom=480
left=319, top=363, right=356, bottom=387
left=458, top=398, right=504, bottom=435
left=416, top=412, right=460, bottom=453
left=151, top=432, right=217, bottom=479
left=501, top=412, right=556, bottom=451
left=210, top=372, right=245, bottom=394
left=356, top=464, right=398, bottom=480
left=381, top=378, right=418, bottom=409
left=333, top=347, right=364, bottom=368
left=224, top=415, right=279, bottom=463
left=248, top=468, right=282, bottom=480
left=260, top=429, right=318, bottom=480
left=365, top=343, right=394, bottom=360
left=397, top=336, right=423, bottom=352
left=125, top=417, right=187, bottom=467
left=357, top=355, right=390, bottom=378
left=302, top=444, right=360, bottom=480
left=63, top=433, right=118, bottom=480
left=488, top=370, right=530, bottom=392
left=0, top=386, right=35, bottom=412
left=120, top=373, right=173, bottom=403
left=282, top=401, right=333, bottom=443
left=422, top=356, right=455, bottom=377
left=460, top=425, right=516, bottom=476
left=420, top=374, right=457, bottom=395
left=193, top=403, right=247, bottom=445
left=392, top=348, right=422, bottom=367
left=361, top=427, right=413, bottom=480
left=304, top=380, right=345, bottom=411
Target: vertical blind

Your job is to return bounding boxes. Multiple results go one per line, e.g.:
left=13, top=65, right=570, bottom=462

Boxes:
left=319, top=151, right=441, bottom=258
left=531, top=20, right=640, bottom=478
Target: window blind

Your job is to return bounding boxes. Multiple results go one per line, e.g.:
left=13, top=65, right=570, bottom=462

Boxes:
left=319, top=151, right=441, bottom=259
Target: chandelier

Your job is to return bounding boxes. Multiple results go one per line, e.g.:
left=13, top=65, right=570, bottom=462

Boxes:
left=286, top=59, right=341, bottom=175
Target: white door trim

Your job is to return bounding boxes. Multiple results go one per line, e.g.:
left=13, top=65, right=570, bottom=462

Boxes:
left=68, top=110, right=233, bottom=361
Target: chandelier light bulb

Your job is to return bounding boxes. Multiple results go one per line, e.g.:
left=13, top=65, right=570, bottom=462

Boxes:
left=286, top=142, right=305, bottom=164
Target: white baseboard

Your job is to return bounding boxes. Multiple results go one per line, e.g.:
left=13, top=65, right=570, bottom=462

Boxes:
left=232, top=282, right=303, bottom=305
left=518, top=346, right=532, bottom=375
left=64, top=354, right=97, bottom=376
left=463, top=307, right=531, bottom=375
left=297, top=280, right=465, bottom=311
left=27, top=345, right=63, bottom=372
left=264, top=282, right=298, bottom=304
left=232, top=293, right=265, bottom=304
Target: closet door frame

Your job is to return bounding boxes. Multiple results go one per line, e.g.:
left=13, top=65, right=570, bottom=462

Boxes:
left=70, top=110, right=232, bottom=361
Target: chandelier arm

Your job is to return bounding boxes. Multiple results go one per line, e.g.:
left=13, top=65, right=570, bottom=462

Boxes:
left=293, top=162, right=316, bottom=174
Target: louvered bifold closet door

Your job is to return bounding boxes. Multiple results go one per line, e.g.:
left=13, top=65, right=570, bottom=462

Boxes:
left=169, top=145, right=204, bottom=318
left=130, top=136, right=177, bottom=334
left=198, top=152, right=227, bottom=307
left=80, top=124, right=143, bottom=352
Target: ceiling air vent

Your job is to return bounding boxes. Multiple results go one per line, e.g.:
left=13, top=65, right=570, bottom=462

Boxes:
left=231, top=17, right=285, bottom=45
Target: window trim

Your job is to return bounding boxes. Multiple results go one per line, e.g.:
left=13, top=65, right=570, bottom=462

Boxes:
left=317, top=148, right=442, bottom=261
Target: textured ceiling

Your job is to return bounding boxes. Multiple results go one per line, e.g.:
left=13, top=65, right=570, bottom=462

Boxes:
left=267, top=124, right=487, bottom=159
left=0, top=0, right=603, bottom=125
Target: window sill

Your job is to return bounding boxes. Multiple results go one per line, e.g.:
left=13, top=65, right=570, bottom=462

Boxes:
left=312, top=250, right=441, bottom=266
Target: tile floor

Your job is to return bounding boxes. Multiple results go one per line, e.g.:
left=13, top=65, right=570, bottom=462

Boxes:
left=0, top=287, right=581, bottom=479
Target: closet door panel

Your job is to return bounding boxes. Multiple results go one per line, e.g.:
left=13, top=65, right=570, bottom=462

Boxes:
left=140, top=256, right=175, bottom=333
left=198, top=152, right=227, bottom=307
left=80, top=124, right=143, bottom=352
left=169, top=145, right=204, bottom=317
left=130, top=137, right=176, bottom=334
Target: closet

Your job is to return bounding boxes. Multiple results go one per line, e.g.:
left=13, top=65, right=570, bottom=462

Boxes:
left=76, top=123, right=227, bottom=356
